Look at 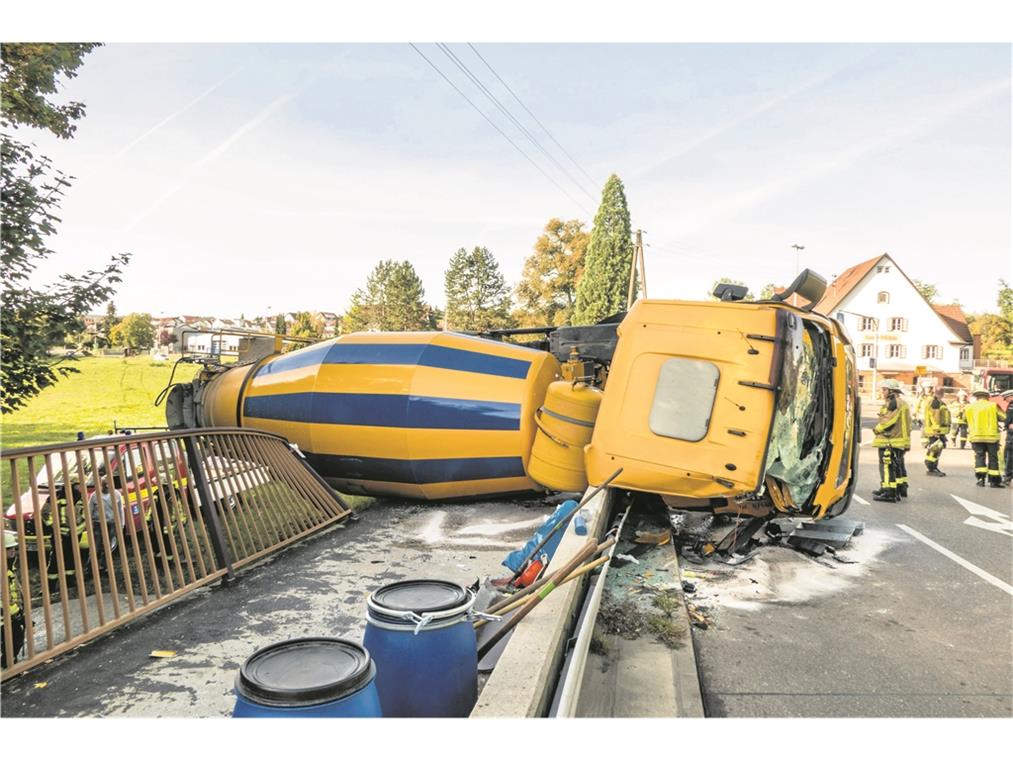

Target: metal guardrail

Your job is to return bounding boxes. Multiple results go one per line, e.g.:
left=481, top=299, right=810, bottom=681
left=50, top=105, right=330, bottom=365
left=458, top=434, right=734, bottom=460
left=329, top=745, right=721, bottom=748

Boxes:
left=1, top=428, right=352, bottom=681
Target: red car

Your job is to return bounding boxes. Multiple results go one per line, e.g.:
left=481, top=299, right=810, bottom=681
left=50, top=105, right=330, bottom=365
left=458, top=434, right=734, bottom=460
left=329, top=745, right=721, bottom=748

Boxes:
left=5, top=436, right=190, bottom=554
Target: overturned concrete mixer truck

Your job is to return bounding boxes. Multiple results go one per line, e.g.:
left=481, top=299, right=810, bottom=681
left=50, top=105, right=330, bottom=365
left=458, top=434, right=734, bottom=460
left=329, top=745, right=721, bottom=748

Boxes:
left=165, top=269, right=859, bottom=522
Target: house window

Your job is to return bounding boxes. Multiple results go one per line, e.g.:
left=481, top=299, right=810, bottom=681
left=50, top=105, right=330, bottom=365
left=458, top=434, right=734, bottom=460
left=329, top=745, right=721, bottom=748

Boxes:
left=877, top=291, right=890, bottom=304
left=887, top=344, right=906, bottom=359
left=876, top=264, right=892, bottom=273
left=858, top=316, right=876, bottom=331
left=960, top=346, right=972, bottom=361
left=922, top=345, right=942, bottom=360
left=888, top=317, right=907, bottom=332
left=859, top=343, right=876, bottom=358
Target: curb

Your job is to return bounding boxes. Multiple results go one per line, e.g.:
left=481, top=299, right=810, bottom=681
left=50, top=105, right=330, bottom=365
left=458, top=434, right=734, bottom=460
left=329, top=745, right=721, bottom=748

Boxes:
left=471, top=487, right=612, bottom=718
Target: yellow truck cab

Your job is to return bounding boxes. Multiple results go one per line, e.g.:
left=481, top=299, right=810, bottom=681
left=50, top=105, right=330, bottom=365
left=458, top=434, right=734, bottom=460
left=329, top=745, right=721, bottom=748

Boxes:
left=585, top=296, right=858, bottom=519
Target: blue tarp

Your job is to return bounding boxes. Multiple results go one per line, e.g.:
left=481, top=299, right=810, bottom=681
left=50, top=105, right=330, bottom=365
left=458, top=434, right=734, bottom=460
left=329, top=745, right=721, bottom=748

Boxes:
left=502, top=500, right=579, bottom=572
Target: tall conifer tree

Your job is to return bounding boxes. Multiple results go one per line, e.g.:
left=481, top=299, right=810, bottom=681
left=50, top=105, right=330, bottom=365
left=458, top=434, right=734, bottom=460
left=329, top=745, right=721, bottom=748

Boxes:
left=343, top=260, right=428, bottom=332
left=572, top=174, right=634, bottom=324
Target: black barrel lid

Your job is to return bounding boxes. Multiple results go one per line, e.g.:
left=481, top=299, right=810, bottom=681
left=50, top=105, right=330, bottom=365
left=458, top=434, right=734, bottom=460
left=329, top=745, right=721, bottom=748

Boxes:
left=369, top=579, right=469, bottom=614
left=236, top=637, right=374, bottom=708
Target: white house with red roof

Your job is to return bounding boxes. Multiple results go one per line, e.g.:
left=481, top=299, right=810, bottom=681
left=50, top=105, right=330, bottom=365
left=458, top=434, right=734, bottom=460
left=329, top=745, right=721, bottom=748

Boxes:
left=813, top=253, right=974, bottom=389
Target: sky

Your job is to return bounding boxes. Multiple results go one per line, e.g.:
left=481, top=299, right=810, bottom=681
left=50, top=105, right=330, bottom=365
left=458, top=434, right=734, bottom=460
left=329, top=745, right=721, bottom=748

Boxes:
left=19, top=42, right=1012, bottom=319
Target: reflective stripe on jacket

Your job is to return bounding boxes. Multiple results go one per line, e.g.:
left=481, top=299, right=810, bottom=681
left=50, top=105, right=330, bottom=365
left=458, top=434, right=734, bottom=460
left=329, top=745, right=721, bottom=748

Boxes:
left=873, top=395, right=911, bottom=449
left=6, top=568, right=21, bottom=617
left=966, top=399, right=1002, bottom=443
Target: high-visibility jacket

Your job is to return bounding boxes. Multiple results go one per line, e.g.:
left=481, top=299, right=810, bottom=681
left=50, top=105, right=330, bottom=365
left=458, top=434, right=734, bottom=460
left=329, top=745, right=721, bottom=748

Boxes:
left=874, top=395, right=911, bottom=449
left=950, top=401, right=968, bottom=424
left=924, top=398, right=952, bottom=436
left=966, top=399, right=1002, bottom=443
left=914, top=395, right=929, bottom=421
left=6, top=568, right=21, bottom=617
left=43, top=497, right=87, bottom=539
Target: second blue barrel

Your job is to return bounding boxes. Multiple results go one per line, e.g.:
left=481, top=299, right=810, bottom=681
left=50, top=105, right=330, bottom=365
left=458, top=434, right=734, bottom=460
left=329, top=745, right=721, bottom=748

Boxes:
left=363, top=579, right=478, bottom=717
left=232, top=638, right=382, bottom=718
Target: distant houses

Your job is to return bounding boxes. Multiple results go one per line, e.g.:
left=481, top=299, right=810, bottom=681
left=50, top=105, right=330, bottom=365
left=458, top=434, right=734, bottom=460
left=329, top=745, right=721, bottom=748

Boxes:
left=812, top=253, right=975, bottom=390
left=80, top=310, right=342, bottom=355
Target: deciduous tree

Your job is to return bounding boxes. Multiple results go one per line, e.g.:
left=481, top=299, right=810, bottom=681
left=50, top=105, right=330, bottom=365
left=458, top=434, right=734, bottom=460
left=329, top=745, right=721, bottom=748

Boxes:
left=514, top=218, right=589, bottom=327
left=969, top=314, right=1012, bottom=359
left=157, top=329, right=175, bottom=349
left=110, top=313, right=155, bottom=350
left=913, top=279, right=940, bottom=303
left=289, top=311, right=324, bottom=339
left=444, top=246, right=512, bottom=332
left=1, top=43, right=130, bottom=413
left=572, top=174, right=634, bottom=324
left=998, top=279, right=1012, bottom=323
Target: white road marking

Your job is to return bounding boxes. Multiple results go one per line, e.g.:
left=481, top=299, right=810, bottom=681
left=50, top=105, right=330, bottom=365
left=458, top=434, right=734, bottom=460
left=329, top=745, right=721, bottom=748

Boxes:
left=852, top=495, right=870, bottom=505
left=951, top=494, right=1013, bottom=537
left=897, top=523, right=1013, bottom=597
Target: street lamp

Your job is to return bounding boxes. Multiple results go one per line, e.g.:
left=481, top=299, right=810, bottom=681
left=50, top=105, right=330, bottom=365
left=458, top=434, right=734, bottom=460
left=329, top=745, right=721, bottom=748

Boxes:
left=791, top=243, right=805, bottom=277
left=839, top=309, right=880, bottom=393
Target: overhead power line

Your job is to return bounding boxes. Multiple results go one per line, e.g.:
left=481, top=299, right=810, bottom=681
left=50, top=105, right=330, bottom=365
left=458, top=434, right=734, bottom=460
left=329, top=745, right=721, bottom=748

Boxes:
left=467, top=43, right=599, bottom=191
left=408, top=43, right=593, bottom=217
left=437, top=43, right=597, bottom=205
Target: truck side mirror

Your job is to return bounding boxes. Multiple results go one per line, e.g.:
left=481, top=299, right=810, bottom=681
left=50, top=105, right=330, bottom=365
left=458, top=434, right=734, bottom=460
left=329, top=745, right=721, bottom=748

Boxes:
left=712, top=283, right=750, bottom=302
left=769, top=268, right=827, bottom=311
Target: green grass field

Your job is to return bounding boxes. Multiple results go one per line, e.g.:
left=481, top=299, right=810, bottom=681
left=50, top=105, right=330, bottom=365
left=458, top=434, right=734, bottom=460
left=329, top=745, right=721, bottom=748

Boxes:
left=0, top=356, right=374, bottom=511
left=1, top=356, right=198, bottom=450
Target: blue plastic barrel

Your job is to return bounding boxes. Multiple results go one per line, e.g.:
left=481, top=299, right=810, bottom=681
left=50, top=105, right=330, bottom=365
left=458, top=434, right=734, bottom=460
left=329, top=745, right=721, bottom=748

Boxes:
left=363, top=579, right=478, bottom=717
left=232, top=637, right=382, bottom=718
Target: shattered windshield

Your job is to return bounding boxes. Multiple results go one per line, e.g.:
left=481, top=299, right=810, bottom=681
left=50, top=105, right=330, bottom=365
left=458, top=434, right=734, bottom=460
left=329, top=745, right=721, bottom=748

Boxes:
left=763, top=316, right=833, bottom=507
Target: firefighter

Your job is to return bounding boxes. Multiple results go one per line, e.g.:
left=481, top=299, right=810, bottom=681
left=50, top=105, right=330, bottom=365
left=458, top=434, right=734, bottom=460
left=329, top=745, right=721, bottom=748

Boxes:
left=911, top=389, right=927, bottom=431
left=923, top=388, right=951, bottom=476
left=42, top=484, right=86, bottom=593
left=897, top=392, right=912, bottom=497
left=1001, top=391, right=1013, bottom=486
left=913, top=387, right=929, bottom=432
left=950, top=389, right=969, bottom=448
left=966, top=389, right=1003, bottom=487
left=2, top=531, right=26, bottom=669
left=872, top=379, right=910, bottom=502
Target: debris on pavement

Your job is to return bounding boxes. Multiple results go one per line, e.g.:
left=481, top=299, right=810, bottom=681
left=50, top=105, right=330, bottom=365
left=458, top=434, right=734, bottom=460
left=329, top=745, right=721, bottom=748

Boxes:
left=613, top=553, right=640, bottom=566
left=634, top=528, right=672, bottom=545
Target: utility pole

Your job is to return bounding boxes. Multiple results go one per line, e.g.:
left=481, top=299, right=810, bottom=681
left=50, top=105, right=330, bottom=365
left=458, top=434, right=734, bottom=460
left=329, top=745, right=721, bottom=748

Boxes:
left=791, top=243, right=805, bottom=277
left=627, top=230, right=648, bottom=309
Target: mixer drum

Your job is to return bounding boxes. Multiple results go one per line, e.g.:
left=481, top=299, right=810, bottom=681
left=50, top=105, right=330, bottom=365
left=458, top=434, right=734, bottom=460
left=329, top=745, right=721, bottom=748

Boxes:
left=200, top=332, right=560, bottom=500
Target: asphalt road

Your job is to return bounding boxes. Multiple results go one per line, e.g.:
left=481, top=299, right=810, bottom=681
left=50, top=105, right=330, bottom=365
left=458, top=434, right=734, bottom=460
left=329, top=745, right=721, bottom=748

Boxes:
left=0, top=498, right=552, bottom=717
left=691, top=424, right=1013, bottom=718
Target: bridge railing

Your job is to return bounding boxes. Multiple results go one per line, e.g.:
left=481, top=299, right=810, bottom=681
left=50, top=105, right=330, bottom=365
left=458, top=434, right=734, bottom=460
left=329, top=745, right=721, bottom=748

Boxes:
left=1, top=427, right=352, bottom=681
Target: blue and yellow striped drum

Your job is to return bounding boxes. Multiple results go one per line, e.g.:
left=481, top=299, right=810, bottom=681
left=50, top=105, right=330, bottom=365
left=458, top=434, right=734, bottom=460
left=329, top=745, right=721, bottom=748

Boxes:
left=199, top=332, right=561, bottom=500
